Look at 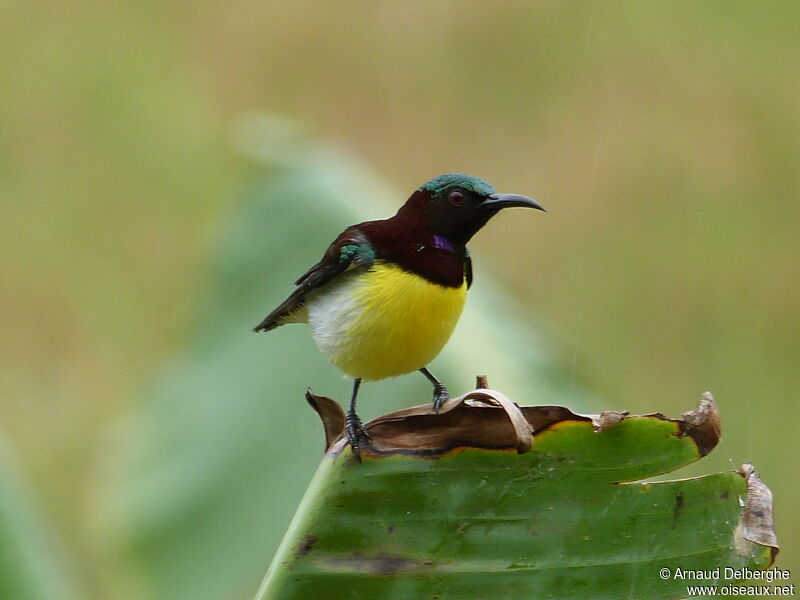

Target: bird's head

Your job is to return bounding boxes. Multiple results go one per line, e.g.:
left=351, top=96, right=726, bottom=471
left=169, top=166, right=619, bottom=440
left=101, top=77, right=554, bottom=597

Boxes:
left=403, top=173, right=545, bottom=246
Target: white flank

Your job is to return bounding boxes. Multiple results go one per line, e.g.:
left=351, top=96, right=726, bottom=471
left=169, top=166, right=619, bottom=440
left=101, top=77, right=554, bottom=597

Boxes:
left=305, top=273, right=364, bottom=363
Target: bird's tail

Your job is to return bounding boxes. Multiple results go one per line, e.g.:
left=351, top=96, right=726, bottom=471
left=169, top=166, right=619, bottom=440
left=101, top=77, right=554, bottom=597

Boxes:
left=253, top=289, right=308, bottom=332
left=252, top=317, right=279, bottom=333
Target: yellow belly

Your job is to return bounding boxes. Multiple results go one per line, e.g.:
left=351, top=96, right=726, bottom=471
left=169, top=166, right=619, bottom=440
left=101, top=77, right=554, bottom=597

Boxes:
left=308, top=262, right=467, bottom=380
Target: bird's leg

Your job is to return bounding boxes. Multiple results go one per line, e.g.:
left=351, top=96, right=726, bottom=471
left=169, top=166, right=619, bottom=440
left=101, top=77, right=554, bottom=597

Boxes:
left=345, top=378, right=370, bottom=461
left=419, top=367, right=449, bottom=413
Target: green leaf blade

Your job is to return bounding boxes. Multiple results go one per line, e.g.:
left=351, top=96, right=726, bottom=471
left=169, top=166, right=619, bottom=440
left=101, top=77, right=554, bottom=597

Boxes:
left=256, top=393, right=776, bottom=600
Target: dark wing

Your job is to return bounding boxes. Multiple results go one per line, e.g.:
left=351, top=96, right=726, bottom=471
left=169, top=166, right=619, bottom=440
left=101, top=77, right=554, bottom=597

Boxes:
left=252, top=228, right=374, bottom=332
left=465, top=250, right=473, bottom=289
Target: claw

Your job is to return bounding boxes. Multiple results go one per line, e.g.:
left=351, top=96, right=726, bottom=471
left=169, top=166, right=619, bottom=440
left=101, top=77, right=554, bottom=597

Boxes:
left=345, top=410, right=370, bottom=461
left=432, top=383, right=449, bottom=414
left=419, top=367, right=449, bottom=414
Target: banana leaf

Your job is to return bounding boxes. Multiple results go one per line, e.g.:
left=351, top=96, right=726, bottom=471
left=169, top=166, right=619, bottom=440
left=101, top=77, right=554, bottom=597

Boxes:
left=256, top=385, right=777, bottom=600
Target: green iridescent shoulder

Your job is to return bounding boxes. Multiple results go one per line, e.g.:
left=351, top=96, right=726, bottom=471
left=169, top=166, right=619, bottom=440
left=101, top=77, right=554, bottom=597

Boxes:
left=419, top=173, right=495, bottom=198
left=339, top=243, right=376, bottom=266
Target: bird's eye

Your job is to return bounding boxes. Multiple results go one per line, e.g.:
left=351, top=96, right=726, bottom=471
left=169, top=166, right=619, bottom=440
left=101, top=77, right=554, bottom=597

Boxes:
left=448, top=190, right=465, bottom=206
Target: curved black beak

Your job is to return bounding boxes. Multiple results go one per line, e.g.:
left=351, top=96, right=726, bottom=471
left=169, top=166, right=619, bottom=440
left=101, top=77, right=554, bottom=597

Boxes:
left=482, top=193, right=545, bottom=212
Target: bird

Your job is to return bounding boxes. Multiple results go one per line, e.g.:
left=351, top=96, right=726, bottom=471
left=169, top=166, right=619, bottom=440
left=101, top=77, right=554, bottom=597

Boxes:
left=253, top=173, right=544, bottom=458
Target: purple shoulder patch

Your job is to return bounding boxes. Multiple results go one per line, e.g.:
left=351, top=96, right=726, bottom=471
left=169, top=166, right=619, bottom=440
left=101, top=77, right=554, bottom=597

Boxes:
left=432, top=234, right=456, bottom=252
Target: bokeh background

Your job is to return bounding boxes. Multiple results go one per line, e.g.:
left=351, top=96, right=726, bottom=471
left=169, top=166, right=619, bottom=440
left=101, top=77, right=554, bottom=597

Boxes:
left=2, top=2, right=798, bottom=599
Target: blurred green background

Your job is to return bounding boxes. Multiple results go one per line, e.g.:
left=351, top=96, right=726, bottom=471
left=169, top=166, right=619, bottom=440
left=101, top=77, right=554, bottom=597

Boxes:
left=2, top=1, right=798, bottom=599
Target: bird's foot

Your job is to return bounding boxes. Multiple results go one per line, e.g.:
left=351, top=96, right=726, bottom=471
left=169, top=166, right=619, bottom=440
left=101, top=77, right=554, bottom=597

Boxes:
left=432, top=383, right=449, bottom=414
left=345, top=410, right=371, bottom=461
